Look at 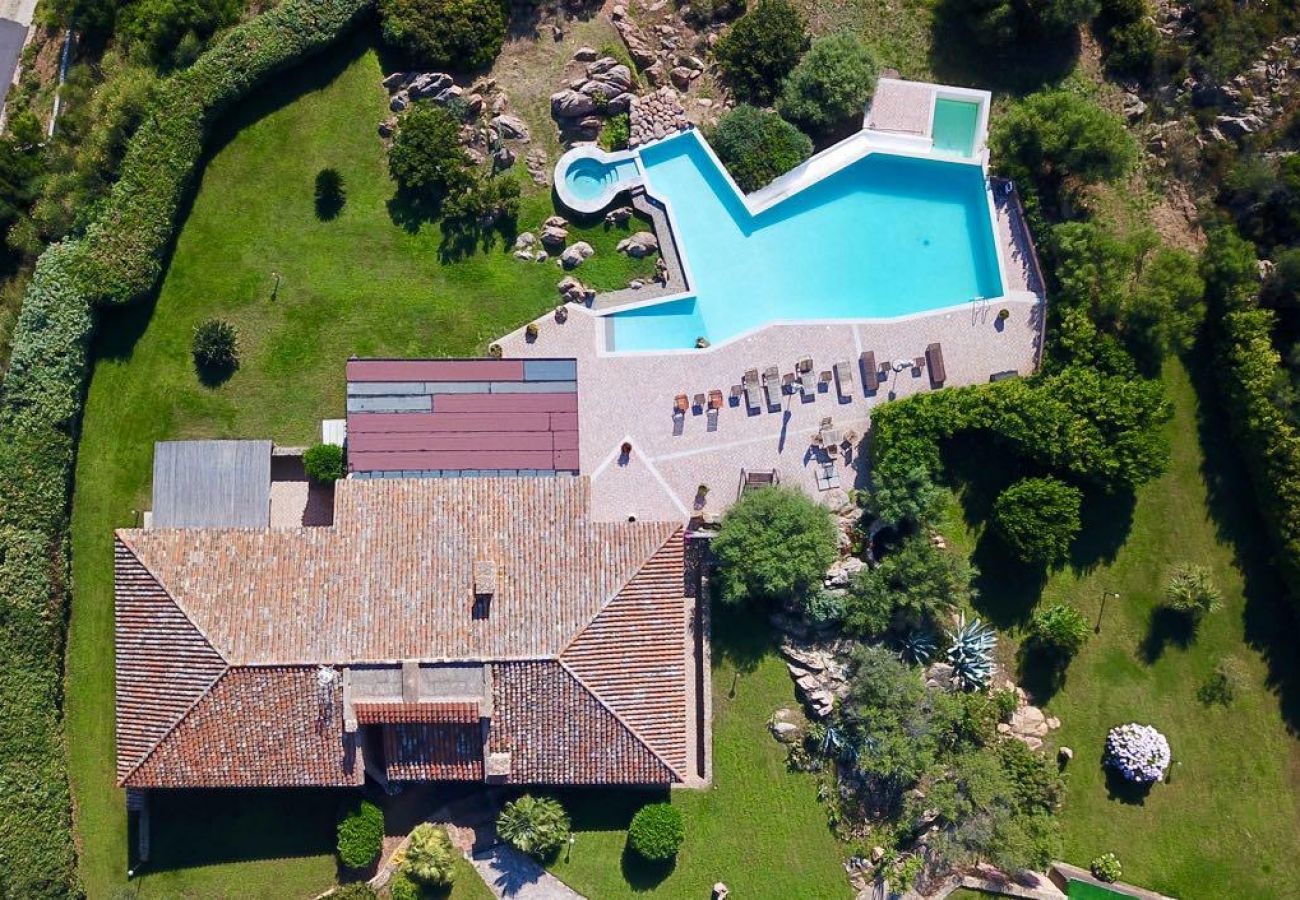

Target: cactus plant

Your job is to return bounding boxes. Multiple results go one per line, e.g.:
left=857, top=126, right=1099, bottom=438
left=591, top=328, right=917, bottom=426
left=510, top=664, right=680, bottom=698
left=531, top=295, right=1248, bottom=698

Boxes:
left=946, top=614, right=996, bottom=691
left=898, top=630, right=937, bottom=666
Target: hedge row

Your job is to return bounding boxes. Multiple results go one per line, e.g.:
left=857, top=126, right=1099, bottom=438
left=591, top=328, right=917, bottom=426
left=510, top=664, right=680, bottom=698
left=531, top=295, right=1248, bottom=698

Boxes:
left=1215, top=304, right=1300, bottom=596
left=871, top=365, right=1173, bottom=498
left=0, top=1, right=372, bottom=895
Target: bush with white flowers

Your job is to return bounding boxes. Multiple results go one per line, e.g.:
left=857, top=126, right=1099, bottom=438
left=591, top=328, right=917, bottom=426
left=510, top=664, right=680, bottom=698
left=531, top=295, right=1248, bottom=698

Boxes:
left=1104, top=723, right=1170, bottom=783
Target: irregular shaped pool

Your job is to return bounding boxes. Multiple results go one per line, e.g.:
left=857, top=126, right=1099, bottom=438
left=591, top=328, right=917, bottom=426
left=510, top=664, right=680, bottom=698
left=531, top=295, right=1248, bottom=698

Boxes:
left=554, top=148, right=643, bottom=214
left=608, top=131, right=1003, bottom=351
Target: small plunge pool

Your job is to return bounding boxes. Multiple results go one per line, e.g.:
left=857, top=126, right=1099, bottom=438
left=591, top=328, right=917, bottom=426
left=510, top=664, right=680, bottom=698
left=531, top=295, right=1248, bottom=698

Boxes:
left=554, top=147, right=644, bottom=214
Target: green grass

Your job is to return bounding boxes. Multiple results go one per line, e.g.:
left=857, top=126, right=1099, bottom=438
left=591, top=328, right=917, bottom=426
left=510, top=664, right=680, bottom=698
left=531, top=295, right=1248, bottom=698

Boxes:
left=65, top=32, right=652, bottom=900
left=943, top=360, right=1300, bottom=898
left=544, top=604, right=850, bottom=898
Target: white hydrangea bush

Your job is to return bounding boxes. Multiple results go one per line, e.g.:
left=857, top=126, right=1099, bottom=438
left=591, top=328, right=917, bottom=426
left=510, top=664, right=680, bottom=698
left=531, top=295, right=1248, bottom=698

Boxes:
left=1104, top=723, right=1170, bottom=783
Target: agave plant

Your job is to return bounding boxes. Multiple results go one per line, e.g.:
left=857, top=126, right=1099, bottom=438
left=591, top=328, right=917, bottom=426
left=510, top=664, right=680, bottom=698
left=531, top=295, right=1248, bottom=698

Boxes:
left=898, top=629, right=938, bottom=666
left=946, top=614, right=997, bottom=691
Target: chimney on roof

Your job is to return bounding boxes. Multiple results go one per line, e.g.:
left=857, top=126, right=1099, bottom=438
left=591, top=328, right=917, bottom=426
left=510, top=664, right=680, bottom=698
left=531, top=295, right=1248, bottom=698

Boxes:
left=473, top=559, right=496, bottom=619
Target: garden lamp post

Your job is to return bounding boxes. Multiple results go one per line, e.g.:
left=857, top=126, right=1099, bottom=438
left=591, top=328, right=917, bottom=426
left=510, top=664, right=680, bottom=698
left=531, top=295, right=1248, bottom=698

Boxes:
left=1096, top=590, right=1120, bottom=633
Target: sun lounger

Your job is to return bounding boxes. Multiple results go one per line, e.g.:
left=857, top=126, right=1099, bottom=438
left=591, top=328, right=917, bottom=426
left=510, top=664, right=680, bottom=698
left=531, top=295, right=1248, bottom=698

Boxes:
left=925, top=342, right=946, bottom=387
left=673, top=394, right=688, bottom=416
left=763, top=366, right=781, bottom=406
left=708, top=389, right=724, bottom=409
left=834, top=360, right=853, bottom=397
left=743, top=369, right=761, bottom=410
left=693, top=392, right=706, bottom=411
left=861, top=352, right=878, bottom=392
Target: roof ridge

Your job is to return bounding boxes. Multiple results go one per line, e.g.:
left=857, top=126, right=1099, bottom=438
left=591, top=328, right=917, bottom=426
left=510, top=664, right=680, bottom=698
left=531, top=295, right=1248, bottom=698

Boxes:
left=559, top=655, right=685, bottom=783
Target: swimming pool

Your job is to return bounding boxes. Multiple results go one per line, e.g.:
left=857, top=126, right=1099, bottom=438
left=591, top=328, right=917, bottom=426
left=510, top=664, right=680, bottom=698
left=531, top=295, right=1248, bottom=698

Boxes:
left=553, top=146, right=644, bottom=215
left=932, top=98, right=981, bottom=157
left=608, top=132, right=1003, bottom=351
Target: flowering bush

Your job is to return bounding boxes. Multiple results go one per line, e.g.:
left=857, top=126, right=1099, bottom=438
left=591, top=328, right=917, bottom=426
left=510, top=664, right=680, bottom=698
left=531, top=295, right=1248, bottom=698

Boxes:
left=1091, top=852, right=1122, bottom=882
left=1104, top=723, right=1170, bottom=783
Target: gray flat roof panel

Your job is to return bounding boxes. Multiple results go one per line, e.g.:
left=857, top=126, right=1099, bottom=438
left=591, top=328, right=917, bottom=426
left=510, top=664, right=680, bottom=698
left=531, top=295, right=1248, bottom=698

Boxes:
left=151, top=440, right=271, bottom=528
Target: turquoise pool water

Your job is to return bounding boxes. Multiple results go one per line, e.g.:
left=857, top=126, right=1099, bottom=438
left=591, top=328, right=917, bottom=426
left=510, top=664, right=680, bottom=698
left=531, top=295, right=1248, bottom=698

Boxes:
left=609, top=134, right=1002, bottom=351
left=564, top=156, right=639, bottom=202
left=932, top=98, right=980, bottom=157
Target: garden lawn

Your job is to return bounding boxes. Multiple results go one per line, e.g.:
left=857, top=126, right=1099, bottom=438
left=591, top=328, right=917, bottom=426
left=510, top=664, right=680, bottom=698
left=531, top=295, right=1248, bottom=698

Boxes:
left=946, top=360, right=1300, bottom=898
left=65, top=31, right=652, bottom=900
left=545, top=604, right=850, bottom=899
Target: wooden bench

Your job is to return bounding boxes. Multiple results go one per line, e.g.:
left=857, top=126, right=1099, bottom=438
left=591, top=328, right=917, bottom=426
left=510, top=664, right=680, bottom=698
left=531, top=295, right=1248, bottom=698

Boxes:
left=861, top=351, right=878, bottom=392
left=925, top=342, right=946, bottom=388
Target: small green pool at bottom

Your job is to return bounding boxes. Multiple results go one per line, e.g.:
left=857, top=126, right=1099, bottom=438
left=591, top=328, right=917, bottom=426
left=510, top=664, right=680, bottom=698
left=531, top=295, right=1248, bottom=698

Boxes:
left=1069, top=879, right=1134, bottom=899
left=932, top=97, right=980, bottom=157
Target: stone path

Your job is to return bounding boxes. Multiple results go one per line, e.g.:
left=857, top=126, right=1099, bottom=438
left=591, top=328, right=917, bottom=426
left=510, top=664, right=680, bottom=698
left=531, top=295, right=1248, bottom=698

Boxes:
left=470, top=845, right=586, bottom=900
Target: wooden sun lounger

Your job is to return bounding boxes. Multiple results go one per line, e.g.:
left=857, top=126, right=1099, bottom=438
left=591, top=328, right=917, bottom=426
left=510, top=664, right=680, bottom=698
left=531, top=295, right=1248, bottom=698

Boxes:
left=762, top=366, right=781, bottom=406
left=861, top=351, right=878, bottom=392
left=834, top=360, right=853, bottom=396
left=925, top=342, right=946, bottom=387
left=743, top=368, right=762, bottom=410
left=708, top=389, right=724, bottom=410
left=673, top=394, right=688, bottom=416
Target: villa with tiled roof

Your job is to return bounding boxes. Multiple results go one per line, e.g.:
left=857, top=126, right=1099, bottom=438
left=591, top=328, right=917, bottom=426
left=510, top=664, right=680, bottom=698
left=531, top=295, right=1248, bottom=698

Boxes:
left=115, top=473, right=703, bottom=792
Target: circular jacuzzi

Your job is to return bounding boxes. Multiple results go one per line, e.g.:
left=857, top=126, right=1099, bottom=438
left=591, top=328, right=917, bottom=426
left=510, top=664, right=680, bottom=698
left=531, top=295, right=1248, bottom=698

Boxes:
left=554, top=145, right=644, bottom=214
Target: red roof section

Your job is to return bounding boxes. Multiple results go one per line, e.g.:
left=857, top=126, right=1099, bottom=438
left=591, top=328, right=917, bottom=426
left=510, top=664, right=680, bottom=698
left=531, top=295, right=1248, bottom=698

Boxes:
left=354, top=701, right=481, bottom=725
left=345, top=358, right=579, bottom=475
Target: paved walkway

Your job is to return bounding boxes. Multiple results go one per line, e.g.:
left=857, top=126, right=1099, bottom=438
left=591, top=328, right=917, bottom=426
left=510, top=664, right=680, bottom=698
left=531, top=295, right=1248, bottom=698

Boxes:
left=470, top=846, right=585, bottom=900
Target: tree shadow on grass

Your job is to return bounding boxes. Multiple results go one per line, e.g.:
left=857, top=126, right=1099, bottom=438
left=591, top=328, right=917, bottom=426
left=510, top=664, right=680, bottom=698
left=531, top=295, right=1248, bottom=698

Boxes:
left=1017, top=643, right=1070, bottom=705
left=710, top=598, right=775, bottom=677
left=1138, top=605, right=1196, bottom=664
left=1186, top=345, right=1300, bottom=736
left=621, top=844, right=675, bottom=890
left=928, top=0, right=1081, bottom=95
left=135, top=788, right=339, bottom=874
left=1068, top=487, right=1137, bottom=576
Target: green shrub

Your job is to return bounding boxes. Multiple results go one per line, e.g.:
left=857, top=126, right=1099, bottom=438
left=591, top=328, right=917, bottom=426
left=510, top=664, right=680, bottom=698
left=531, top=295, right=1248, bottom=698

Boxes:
left=0, top=2, right=370, bottom=894
left=951, top=0, right=1100, bottom=48
left=708, top=105, right=813, bottom=194
left=1164, top=563, right=1222, bottom=618
left=497, top=795, right=570, bottom=859
left=627, top=803, right=685, bottom=861
left=116, top=0, right=243, bottom=69
left=304, top=443, right=346, bottom=484
left=388, top=871, right=422, bottom=900
left=777, top=31, right=878, bottom=135
left=191, top=317, right=239, bottom=371
left=715, top=0, right=808, bottom=105
left=403, top=823, right=456, bottom=886
left=1197, top=657, right=1247, bottom=707
left=992, top=476, right=1083, bottom=566
left=845, top=533, right=974, bottom=636
left=389, top=103, right=473, bottom=203
left=802, top=588, right=846, bottom=626
left=600, top=113, right=631, bottom=152
left=1104, top=18, right=1160, bottom=78
left=712, top=485, right=837, bottom=605
left=1091, top=852, right=1123, bottom=882
left=337, top=799, right=384, bottom=870
left=332, top=883, right=379, bottom=899
left=1029, top=603, right=1091, bottom=658
left=378, top=0, right=507, bottom=70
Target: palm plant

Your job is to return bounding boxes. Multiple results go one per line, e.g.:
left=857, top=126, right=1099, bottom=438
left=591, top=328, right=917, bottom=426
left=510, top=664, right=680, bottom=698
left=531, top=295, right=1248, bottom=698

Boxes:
left=946, top=614, right=996, bottom=691
left=401, top=823, right=455, bottom=887
left=496, top=794, right=570, bottom=858
left=1164, top=563, right=1222, bottom=618
left=898, top=629, right=937, bottom=666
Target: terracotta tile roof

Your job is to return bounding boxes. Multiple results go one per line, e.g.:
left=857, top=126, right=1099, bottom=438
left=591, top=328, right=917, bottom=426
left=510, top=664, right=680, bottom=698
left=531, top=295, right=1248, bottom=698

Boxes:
left=383, top=723, right=484, bottom=780
left=117, top=478, right=678, bottom=664
left=115, top=540, right=227, bottom=783
left=115, top=476, right=690, bottom=788
left=489, top=662, right=676, bottom=784
left=561, top=530, right=689, bottom=778
left=354, top=701, right=481, bottom=725
left=123, top=667, right=363, bottom=788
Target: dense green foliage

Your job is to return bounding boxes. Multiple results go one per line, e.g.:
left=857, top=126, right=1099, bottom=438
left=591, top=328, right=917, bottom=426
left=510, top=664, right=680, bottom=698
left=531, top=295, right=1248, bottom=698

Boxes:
left=378, top=0, right=506, bottom=71
left=389, top=103, right=472, bottom=204
left=0, top=2, right=371, bottom=894
left=992, top=476, right=1082, bottom=566
left=1097, top=0, right=1160, bottom=79
left=834, top=646, right=1063, bottom=870
left=332, top=884, right=380, bottom=900
left=1220, top=155, right=1300, bottom=253
left=1029, top=603, right=1091, bottom=658
left=844, top=533, right=973, bottom=636
left=627, top=803, right=685, bottom=861
left=777, top=32, right=878, bottom=135
left=715, top=0, right=808, bottom=105
left=949, top=0, right=1100, bottom=48
left=403, top=823, right=457, bottom=886
left=992, top=90, right=1136, bottom=213
left=336, top=799, right=384, bottom=869
left=1202, top=227, right=1300, bottom=600
left=497, top=795, right=570, bottom=859
left=709, top=105, right=813, bottom=193
left=712, top=486, right=837, bottom=604
left=867, top=463, right=948, bottom=530
left=304, top=443, right=346, bottom=483
left=1091, top=852, right=1122, bottom=882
